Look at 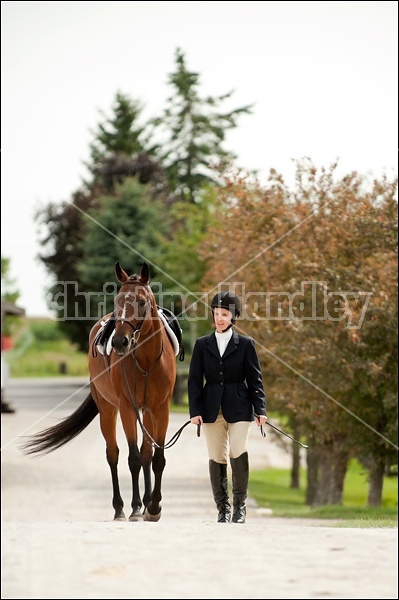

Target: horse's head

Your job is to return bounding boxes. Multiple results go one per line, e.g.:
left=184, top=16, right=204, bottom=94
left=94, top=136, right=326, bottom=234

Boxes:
left=112, top=262, right=154, bottom=356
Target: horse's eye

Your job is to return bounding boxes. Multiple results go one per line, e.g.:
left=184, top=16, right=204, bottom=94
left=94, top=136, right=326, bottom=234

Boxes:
left=139, top=299, right=146, bottom=308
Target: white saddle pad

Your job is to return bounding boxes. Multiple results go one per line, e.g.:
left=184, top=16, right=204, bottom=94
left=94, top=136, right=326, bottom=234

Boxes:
left=96, top=312, right=180, bottom=357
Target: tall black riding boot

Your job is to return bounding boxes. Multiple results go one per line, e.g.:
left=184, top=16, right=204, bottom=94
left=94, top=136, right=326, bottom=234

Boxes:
left=230, top=451, right=249, bottom=523
left=209, top=460, right=231, bottom=523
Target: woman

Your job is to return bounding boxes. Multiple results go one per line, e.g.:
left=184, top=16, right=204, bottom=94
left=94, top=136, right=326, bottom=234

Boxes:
left=188, top=290, right=267, bottom=523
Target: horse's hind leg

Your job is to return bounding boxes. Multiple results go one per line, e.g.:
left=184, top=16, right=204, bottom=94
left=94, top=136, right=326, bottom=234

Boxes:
left=97, top=399, right=126, bottom=521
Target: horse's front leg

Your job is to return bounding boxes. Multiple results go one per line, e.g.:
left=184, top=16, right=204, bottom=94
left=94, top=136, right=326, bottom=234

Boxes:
left=127, top=442, right=143, bottom=521
left=120, top=407, right=143, bottom=521
left=143, top=446, right=165, bottom=522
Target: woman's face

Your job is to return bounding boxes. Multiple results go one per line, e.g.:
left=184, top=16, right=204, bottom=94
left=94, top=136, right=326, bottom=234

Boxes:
left=213, top=307, right=233, bottom=333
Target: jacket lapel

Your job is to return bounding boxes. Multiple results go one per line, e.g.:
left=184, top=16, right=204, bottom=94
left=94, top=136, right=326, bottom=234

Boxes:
left=222, top=330, right=239, bottom=358
left=207, top=333, right=221, bottom=359
left=206, top=331, right=240, bottom=359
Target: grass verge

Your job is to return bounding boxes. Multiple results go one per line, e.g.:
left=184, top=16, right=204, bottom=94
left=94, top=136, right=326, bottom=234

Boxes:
left=249, top=463, right=398, bottom=527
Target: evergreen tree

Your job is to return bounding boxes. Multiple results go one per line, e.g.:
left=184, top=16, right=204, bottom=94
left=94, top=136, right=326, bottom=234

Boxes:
left=77, top=178, right=173, bottom=345
left=36, top=51, right=256, bottom=349
left=36, top=190, right=97, bottom=350
left=85, top=91, right=163, bottom=196
left=152, top=48, right=253, bottom=203
left=36, top=93, right=170, bottom=350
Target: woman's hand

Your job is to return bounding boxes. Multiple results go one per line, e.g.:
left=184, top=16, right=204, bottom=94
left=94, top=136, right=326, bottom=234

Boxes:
left=190, top=416, right=203, bottom=425
left=255, top=415, right=267, bottom=427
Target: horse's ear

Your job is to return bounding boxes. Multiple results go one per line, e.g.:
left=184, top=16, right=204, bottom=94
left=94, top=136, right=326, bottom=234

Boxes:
left=115, top=262, right=129, bottom=283
left=140, top=262, right=150, bottom=285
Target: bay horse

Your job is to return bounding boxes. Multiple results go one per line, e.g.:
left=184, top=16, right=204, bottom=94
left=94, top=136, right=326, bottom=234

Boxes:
left=22, top=262, right=178, bottom=522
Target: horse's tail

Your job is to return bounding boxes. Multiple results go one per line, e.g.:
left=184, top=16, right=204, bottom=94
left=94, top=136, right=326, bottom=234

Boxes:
left=21, top=393, right=99, bottom=456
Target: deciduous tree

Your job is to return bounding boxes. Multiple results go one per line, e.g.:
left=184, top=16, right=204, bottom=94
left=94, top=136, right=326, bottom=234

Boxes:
left=199, top=161, right=398, bottom=506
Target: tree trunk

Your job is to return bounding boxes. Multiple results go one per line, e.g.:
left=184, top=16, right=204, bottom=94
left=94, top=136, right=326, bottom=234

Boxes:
left=290, top=427, right=301, bottom=489
left=314, top=446, right=333, bottom=505
left=312, top=441, right=349, bottom=506
left=306, top=438, right=318, bottom=505
left=329, top=445, right=349, bottom=504
left=367, top=456, right=385, bottom=507
left=289, top=418, right=302, bottom=489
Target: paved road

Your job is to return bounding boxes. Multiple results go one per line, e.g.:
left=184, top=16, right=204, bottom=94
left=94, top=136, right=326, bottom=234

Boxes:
left=1, top=378, right=398, bottom=599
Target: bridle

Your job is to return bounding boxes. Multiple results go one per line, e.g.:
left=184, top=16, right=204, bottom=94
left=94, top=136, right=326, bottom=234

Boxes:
left=114, top=278, right=153, bottom=344
left=113, top=278, right=162, bottom=408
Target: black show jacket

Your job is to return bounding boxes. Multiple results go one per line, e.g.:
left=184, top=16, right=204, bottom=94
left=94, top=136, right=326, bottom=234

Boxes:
left=188, top=330, right=267, bottom=423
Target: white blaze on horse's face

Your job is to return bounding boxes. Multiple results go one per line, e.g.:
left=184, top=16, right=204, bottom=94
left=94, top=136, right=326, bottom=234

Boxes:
left=121, top=302, right=127, bottom=321
left=116, top=290, right=147, bottom=322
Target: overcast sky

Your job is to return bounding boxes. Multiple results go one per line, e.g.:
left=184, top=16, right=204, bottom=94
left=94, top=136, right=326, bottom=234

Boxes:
left=2, top=1, right=397, bottom=317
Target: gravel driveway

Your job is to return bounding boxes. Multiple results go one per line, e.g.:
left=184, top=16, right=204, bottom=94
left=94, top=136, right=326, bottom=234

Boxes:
left=1, top=378, right=397, bottom=599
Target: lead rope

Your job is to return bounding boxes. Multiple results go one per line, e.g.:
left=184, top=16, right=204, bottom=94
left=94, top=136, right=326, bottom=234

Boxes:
left=121, top=359, right=191, bottom=450
left=255, top=414, right=309, bottom=448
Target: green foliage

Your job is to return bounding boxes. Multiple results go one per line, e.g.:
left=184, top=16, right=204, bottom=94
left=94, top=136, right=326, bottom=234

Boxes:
left=85, top=92, right=162, bottom=195
left=35, top=190, right=97, bottom=351
left=28, top=319, right=65, bottom=342
left=152, top=48, right=253, bottom=202
left=1, top=257, right=19, bottom=303
left=79, top=178, right=171, bottom=318
left=6, top=319, right=88, bottom=377
left=1, top=256, right=23, bottom=336
left=160, top=186, right=221, bottom=352
left=89, top=91, right=147, bottom=160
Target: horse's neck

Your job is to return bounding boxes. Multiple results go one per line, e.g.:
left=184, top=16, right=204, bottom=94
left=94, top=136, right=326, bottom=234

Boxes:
left=135, top=312, right=163, bottom=366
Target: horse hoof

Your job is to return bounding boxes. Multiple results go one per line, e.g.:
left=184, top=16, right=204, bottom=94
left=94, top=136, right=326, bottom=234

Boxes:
left=114, top=515, right=127, bottom=522
left=128, top=512, right=144, bottom=522
left=143, top=508, right=161, bottom=522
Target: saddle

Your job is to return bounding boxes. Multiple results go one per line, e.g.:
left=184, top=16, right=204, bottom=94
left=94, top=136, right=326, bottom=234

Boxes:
left=94, top=306, right=185, bottom=362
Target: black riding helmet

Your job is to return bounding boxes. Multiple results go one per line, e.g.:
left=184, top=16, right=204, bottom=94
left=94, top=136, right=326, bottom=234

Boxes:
left=210, top=291, right=241, bottom=322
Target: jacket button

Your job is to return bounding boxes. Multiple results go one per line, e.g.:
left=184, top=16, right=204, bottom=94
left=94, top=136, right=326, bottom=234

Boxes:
left=219, top=371, right=223, bottom=375
left=220, top=382, right=223, bottom=385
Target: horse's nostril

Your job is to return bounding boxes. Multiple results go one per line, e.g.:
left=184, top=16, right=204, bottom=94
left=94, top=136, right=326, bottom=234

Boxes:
left=113, top=335, right=130, bottom=352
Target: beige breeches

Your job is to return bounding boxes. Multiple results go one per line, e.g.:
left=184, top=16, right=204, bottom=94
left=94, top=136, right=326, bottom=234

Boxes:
left=202, top=409, right=251, bottom=463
